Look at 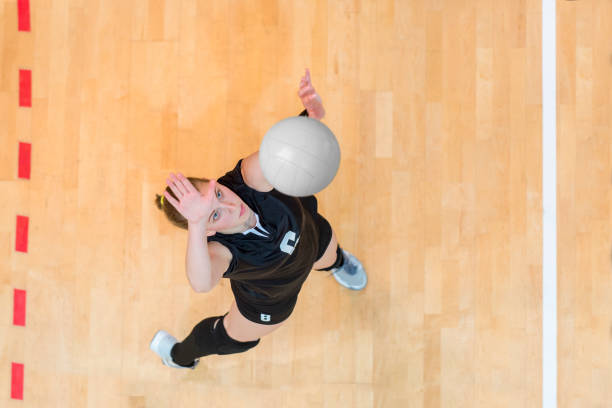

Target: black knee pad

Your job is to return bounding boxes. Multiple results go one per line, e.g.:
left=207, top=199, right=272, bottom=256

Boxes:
left=316, top=245, right=344, bottom=271
left=194, top=314, right=260, bottom=356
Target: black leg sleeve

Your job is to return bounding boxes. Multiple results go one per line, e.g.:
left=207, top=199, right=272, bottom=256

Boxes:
left=315, top=245, right=345, bottom=271
left=170, top=314, right=260, bottom=367
left=170, top=316, right=222, bottom=367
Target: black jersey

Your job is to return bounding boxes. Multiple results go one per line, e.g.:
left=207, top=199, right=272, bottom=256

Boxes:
left=207, top=159, right=321, bottom=310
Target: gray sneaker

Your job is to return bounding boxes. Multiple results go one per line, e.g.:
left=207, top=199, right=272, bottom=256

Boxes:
left=331, top=249, right=367, bottom=290
left=150, top=330, right=199, bottom=370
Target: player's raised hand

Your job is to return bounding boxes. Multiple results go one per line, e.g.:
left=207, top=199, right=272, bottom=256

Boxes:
left=164, top=173, right=216, bottom=225
left=298, top=68, right=326, bottom=120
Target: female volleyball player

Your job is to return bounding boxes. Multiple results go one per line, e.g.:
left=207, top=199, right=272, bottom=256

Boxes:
left=149, top=69, right=367, bottom=369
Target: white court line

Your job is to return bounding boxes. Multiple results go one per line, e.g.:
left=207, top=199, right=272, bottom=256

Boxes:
left=542, top=0, right=557, bottom=407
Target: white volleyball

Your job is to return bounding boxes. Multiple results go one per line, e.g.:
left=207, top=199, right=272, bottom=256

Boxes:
left=259, top=116, right=340, bottom=197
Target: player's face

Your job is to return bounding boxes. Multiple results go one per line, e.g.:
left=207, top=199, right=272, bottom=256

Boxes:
left=197, top=181, right=253, bottom=234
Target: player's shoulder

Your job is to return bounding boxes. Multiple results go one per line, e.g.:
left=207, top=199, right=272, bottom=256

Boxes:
left=240, top=152, right=274, bottom=193
left=208, top=240, right=232, bottom=262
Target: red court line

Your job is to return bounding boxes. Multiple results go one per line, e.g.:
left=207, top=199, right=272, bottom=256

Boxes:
left=13, top=289, right=26, bottom=326
left=11, top=363, right=24, bottom=400
left=19, top=70, right=31, bottom=107
left=18, top=0, right=31, bottom=32
left=15, top=2, right=30, bottom=403
left=16, top=215, right=29, bottom=253
left=18, top=142, right=31, bottom=179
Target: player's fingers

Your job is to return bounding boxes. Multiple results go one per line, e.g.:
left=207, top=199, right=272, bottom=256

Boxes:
left=299, top=86, right=314, bottom=98
left=167, top=175, right=184, bottom=198
left=166, top=180, right=183, bottom=200
left=173, top=173, right=192, bottom=197
left=177, top=173, right=198, bottom=193
left=176, top=173, right=194, bottom=193
left=163, top=190, right=180, bottom=210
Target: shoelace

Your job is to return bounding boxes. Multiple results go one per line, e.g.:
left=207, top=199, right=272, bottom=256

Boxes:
left=343, top=260, right=358, bottom=275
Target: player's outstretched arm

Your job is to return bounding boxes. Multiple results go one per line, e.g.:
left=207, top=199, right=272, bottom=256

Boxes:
left=241, top=69, right=325, bottom=193
left=164, top=174, right=218, bottom=292
left=298, top=68, right=325, bottom=120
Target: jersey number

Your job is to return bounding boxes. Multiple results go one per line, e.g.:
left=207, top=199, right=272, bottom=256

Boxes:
left=280, top=231, right=300, bottom=255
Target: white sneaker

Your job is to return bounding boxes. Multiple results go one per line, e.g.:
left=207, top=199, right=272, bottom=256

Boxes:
left=331, top=249, right=367, bottom=290
left=149, top=330, right=199, bottom=370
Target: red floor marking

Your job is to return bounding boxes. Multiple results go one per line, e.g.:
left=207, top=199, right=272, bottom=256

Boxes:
left=18, top=0, right=31, bottom=32
left=11, top=363, right=24, bottom=400
left=16, top=215, right=29, bottom=253
left=19, top=70, right=31, bottom=107
left=15, top=0, right=30, bottom=403
left=13, top=289, right=26, bottom=326
left=18, top=142, right=31, bottom=179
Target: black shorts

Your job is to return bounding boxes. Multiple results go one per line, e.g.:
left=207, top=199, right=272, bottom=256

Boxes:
left=232, top=281, right=300, bottom=325
left=232, top=212, right=334, bottom=325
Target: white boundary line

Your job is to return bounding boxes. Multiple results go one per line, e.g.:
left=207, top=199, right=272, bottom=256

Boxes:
left=542, top=0, right=557, bottom=407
